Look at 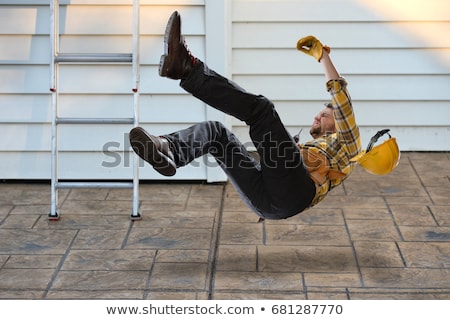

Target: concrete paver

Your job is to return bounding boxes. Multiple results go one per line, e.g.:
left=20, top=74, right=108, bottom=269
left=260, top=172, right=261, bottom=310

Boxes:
left=0, top=152, right=449, bottom=300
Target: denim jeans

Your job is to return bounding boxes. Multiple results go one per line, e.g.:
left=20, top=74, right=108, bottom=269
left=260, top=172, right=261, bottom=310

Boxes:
left=163, top=60, right=316, bottom=220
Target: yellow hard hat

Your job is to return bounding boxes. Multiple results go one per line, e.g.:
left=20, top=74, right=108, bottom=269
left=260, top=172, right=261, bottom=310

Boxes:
left=351, top=129, right=400, bottom=175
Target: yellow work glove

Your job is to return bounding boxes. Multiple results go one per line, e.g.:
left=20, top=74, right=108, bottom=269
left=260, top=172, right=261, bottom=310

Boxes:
left=296, top=35, right=330, bottom=62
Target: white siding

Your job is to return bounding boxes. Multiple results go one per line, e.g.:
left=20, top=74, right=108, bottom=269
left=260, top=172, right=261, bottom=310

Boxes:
left=230, top=0, right=450, bottom=152
left=0, top=0, right=227, bottom=181
left=1, top=0, right=449, bottom=181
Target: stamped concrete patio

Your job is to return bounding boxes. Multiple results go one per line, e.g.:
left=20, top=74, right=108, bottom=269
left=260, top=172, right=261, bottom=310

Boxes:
left=0, top=152, right=449, bottom=299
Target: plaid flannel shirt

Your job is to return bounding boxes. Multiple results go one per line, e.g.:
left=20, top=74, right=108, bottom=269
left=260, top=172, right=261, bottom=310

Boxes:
left=299, top=78, right=362, bottom=206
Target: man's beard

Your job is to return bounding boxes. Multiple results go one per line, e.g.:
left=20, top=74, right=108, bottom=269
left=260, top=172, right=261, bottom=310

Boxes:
left=310, top=126, right=322, bottom=139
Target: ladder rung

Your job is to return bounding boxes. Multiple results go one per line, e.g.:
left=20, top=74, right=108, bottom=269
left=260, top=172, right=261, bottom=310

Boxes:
left=57, top=117, right=135, bottom=124
left=56, top=182, right=134, bottom=189
left=55, top=53, right=133, bottom=63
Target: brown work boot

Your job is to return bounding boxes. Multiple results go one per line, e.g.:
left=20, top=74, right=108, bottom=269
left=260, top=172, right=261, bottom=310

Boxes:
left=129, top=127, right=177, bottom=177
left=159, top=11, right=196, bottom=80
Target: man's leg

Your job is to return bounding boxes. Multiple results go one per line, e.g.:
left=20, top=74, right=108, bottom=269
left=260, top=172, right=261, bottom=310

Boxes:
left=180, top=61, right=316, bottom=217
left=163, top=120, right=281, bottom=218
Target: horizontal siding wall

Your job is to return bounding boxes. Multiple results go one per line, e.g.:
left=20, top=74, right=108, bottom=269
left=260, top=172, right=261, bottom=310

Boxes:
left=1, top=0, right=448, bottom=181
left=230, top=0, right=450, bottom=151
left=0, top=0, right=228, bottom=180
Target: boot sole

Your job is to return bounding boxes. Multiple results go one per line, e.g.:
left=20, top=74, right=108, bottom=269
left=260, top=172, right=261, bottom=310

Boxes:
left=129, top=127, right=176, bottom=177
left=159, top=11, right=179, bottom=77
left=159, top=54, right=169, bottom=77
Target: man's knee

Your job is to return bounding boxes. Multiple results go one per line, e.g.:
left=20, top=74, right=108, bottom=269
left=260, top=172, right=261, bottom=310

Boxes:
left=201, top=120, right=227, bottom=135
left=246, top=95, right=276, bottom=125
left=256, top=95, right=275, bottom=111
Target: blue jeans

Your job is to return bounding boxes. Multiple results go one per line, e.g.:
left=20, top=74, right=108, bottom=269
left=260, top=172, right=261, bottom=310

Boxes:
left=164, top=60, right=316, bottom=219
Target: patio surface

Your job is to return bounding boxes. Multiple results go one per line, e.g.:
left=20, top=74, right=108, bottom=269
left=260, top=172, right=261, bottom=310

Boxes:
left=0, top=152, right=449, bottom=300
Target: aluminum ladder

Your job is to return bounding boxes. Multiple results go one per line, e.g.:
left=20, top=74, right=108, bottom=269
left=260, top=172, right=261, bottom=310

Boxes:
left=49, top=0, right=141, bottom=220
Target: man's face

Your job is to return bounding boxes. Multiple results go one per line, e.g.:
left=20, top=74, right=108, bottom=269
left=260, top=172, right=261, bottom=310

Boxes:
left=310, top=107, right=336, bottom=139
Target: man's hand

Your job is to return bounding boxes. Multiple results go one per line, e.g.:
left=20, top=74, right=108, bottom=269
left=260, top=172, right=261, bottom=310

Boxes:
left=296, top=35, right=330, bottom=62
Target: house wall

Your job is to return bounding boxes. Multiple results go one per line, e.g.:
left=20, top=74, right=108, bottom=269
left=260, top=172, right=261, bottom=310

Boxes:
left=0, top=0, right=449, bottom=180
left=0, top=0, right=227, bottom=181
left=230, top=0, right=450, bottom=152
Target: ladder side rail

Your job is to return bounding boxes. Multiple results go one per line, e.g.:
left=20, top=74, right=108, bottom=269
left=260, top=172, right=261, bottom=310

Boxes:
left=49, top=0, right=60, bottom=219
left=131, top=0, right=141, bottom=219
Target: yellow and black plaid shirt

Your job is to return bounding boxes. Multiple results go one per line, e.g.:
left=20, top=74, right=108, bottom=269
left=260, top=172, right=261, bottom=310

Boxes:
left=299, top=78, right=362, bottom=206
